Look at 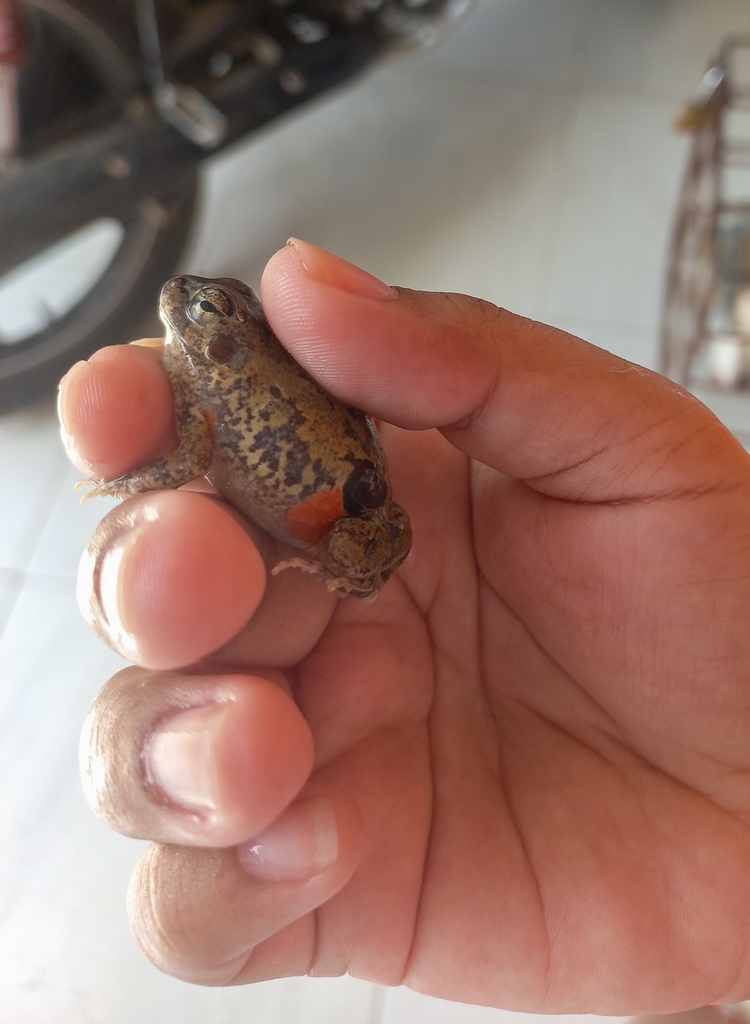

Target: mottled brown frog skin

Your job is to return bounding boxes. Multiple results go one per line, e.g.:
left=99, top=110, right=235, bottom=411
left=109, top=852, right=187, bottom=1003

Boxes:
left=87, top=275, right=412, bottom=600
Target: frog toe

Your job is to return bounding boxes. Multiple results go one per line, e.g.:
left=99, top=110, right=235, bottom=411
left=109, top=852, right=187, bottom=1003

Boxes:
left=271, top=556, right=324, bottom=578
left=77, top=478, right=123, bottom=503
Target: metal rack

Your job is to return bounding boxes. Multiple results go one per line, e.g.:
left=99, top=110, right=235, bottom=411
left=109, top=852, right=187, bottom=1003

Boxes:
left=660, top=36, right=750, bottom=390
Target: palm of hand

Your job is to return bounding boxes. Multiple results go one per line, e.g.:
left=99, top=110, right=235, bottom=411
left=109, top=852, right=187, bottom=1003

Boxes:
left=256, top=417, right=750, bottom=1011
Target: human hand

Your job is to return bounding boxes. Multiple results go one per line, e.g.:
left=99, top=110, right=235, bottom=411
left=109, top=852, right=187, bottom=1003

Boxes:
left=59, top=241, right=750, bottom=1013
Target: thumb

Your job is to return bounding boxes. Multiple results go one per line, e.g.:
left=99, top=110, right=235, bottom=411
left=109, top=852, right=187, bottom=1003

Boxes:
left=260, top=240, right=747, bottom=502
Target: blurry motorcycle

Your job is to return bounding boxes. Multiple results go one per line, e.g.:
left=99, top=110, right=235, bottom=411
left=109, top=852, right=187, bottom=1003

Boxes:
left=0, top=0, right=470, bottom=409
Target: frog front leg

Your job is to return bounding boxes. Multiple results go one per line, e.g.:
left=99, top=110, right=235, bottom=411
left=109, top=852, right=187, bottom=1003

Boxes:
left=82, top=405, right=214, bottom=501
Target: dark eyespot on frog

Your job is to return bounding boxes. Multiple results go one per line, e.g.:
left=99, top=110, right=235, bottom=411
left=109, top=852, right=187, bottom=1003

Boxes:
left=85, top=275, right=412, bottom=600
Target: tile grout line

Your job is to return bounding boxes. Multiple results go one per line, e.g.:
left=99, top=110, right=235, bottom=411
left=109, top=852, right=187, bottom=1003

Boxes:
left=1, top=565, right=77, bottom=586
left=366, top=983, right=388, bottom=1024
left=22, top=461, right=78, bottom=575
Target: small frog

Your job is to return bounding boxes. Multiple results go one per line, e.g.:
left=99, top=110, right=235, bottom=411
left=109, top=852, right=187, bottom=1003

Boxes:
left=85, top=275, right=412, bottom=600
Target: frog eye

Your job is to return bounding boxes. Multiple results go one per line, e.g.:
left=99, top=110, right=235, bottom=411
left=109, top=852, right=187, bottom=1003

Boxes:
left=189, top=286, right=237, bottom=321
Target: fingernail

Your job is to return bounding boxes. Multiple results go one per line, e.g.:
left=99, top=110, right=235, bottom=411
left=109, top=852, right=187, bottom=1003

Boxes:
left=287, top=238, right=397, bottom=300
left=88, top=524, right=147, bottom=662
left=145, top=703, right=231, bottom=813
left=237, top=795, right=339, bottom=881
left=58, top=361, right=95, bottom=474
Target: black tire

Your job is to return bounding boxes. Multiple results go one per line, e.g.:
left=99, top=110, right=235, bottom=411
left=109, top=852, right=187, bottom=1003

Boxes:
left=0, top=181, right=198, bottom=410
left=0, top=0, right=199, bottom=411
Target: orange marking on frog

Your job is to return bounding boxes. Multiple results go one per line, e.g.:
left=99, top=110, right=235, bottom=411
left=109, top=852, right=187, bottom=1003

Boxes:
left=285, top=488, right=346, bottom=546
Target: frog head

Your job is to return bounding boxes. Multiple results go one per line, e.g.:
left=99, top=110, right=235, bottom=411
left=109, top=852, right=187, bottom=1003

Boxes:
left=159, top=275, right=263, bottom=370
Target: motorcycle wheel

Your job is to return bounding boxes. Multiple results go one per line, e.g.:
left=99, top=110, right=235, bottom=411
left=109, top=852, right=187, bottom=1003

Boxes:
left=0, top=0, right=198, bottom=411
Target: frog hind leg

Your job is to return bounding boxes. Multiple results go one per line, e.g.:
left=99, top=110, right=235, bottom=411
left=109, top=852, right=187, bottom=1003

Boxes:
left=271, top=509, right=410, bottom=601
left=80, top=407, right=214, bottom=501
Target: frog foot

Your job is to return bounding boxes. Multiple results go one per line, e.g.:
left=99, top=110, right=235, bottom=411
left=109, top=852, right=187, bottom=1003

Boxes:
left=271, top=558, right=374, bottom=600
left=271, top=556, right=323, bottom=578
left=325, top=577, right=380, bottom=603
left=76, top=476, right=148, bottom=503
left=76, top=478, right=114, bottom=503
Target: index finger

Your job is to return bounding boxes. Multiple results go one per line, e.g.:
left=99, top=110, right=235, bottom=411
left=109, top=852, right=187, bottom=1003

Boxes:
left=58, top=340, right=177, bottom=480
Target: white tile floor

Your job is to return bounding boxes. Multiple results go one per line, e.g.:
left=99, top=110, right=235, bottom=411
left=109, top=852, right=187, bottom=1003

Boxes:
left=4, top=0, right=750, bottom=1021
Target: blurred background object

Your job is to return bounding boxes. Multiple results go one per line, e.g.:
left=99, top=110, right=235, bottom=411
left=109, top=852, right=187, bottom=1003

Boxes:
left=6, top=1, right=750, bottom=1022
left=0, top=0, right=470, bottom=411
left=661, top=35, right=750, bottom=438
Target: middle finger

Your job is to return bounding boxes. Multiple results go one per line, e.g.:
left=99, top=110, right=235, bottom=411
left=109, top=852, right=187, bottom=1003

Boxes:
left=78, top=488, right=338, bottom=671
